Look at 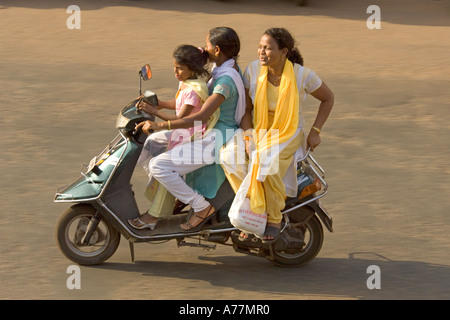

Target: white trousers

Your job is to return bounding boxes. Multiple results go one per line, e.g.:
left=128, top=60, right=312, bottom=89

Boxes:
left=137, top=130, right=172, bottom=178
left=149, top=131, right=217, bottom=212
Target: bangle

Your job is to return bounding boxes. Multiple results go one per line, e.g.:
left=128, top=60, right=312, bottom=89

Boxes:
left=243, top=129, right=253, bottom=138
left=312, top=126, right=321, bottom=134
left=167, top=120, right=171, bottom=130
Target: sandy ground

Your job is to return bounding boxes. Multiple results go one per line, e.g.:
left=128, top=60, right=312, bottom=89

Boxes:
left=0, top=0, right=449, bottom=300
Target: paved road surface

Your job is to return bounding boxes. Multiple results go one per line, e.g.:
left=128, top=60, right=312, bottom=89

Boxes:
left=1, top=0, right=449, bottom=300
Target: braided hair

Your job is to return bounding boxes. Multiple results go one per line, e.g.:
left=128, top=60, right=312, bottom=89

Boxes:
left=208, top=27, right=241, bottom=61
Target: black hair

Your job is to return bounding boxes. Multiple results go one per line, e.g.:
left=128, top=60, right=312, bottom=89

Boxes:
left=264, top=27, right=304, bottom=66
left=208, top=27, right=241, bottom=60
left=173, top=44, right=209, bottom=77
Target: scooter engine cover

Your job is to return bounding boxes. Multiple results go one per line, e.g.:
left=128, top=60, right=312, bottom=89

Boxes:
left=274, top=229, right=305, bottom=252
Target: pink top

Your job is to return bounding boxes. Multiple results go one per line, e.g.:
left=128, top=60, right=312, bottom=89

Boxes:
left=167, top=84, right=206, bottom=150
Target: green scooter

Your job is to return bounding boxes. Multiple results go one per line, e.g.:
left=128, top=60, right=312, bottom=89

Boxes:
left=54, top=65, right=332, bottom=267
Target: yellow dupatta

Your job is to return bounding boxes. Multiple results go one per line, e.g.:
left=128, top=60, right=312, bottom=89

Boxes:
left=248, top=60, right=299, bottom=214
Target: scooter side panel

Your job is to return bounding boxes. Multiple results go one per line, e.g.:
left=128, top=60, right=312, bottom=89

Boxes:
left=101, top=139, right=142, bottom=221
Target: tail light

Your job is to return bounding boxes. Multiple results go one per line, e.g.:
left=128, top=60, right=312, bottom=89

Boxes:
left=298, top=177, right=322, bottom=200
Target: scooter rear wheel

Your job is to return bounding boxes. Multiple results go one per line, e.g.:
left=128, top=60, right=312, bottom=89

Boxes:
left=271, top=215, right=324, bottom=267
left=56, top=204, right=121, bottom=265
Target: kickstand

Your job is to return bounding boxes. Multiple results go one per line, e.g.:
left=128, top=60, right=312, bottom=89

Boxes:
left=267, top=243, right=275, bottom=261
left=129, top=241, right=135, bottom=263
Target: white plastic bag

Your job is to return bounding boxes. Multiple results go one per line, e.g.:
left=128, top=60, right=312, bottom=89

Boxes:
left=228, top=169, right=267, bottom=238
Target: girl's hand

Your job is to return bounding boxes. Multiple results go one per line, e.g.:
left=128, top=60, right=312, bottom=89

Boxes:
left=245, top=139, right=256, bottom=157
left=135, top=120, right=158, bottom=134
left=307, top=129, right=321, bottom=151
left=243, top=130, right=256, bottom=158
left=137, top=100, right=158, bottom=115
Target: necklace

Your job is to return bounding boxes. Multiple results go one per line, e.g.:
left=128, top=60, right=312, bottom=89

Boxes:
left=267, top=73, right=281, bottom=86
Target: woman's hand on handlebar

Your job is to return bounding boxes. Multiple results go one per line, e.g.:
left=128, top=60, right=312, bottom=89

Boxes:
left=137, top=99, right=158, bottom=115
left=135, top=120, right=158, bottom=134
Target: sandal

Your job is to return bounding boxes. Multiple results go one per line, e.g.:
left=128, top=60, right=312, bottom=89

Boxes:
left=127, top=213, right=158, bottom=230
left=180, top=205, right=216, bottom=232
left=262, top=224, right=281, bottom=243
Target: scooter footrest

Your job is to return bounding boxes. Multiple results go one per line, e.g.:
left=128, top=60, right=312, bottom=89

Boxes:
left=177, top=239, right=216, bottom=250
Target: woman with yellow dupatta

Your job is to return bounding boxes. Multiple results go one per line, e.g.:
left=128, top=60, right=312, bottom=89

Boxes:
left=221, top=28, right=334, bottom=242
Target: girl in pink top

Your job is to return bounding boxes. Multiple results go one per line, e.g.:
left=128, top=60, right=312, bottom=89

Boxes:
left=167, top=78, right=208, bottom=149
left=129, top=45, right=210, bottom=230
left=137, top=45, right=210, bottom=168
left=139, top=45, right=210, bottom=150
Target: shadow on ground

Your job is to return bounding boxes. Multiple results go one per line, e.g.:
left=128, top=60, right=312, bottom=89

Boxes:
left=93, top=252, right=450, bottom=299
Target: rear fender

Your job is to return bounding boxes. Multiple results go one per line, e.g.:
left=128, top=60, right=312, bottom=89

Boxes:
left=287, top=205, right=315, bottom=224
left=307, top=200, right=333, bottom=232
left=287, top=201, right=333, bottom=232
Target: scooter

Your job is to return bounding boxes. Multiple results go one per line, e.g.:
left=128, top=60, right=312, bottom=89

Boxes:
left=54, top=65, right=333, bottom=267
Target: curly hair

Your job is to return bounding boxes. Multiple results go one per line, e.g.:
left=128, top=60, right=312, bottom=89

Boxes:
left=264, top=27, right=304, bottom=66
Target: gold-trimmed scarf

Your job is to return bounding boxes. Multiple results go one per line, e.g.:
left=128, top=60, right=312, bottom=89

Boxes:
left=249, top=60, right=299, bottom=214
left=182, top=79, right=209, bottom=102
left=176, top=79, right=219, bottom=136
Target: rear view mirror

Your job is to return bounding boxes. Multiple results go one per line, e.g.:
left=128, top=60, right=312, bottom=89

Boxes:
left=140, top=64, right=152, bottom=81
left=139, top=64, right=152, bottom=95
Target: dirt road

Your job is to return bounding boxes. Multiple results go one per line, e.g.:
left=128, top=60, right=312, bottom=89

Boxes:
left=1, top=0, right=449, bottom=300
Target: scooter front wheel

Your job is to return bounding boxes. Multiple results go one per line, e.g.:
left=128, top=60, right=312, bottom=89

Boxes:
left=56, top=204, right=121, bottom=266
